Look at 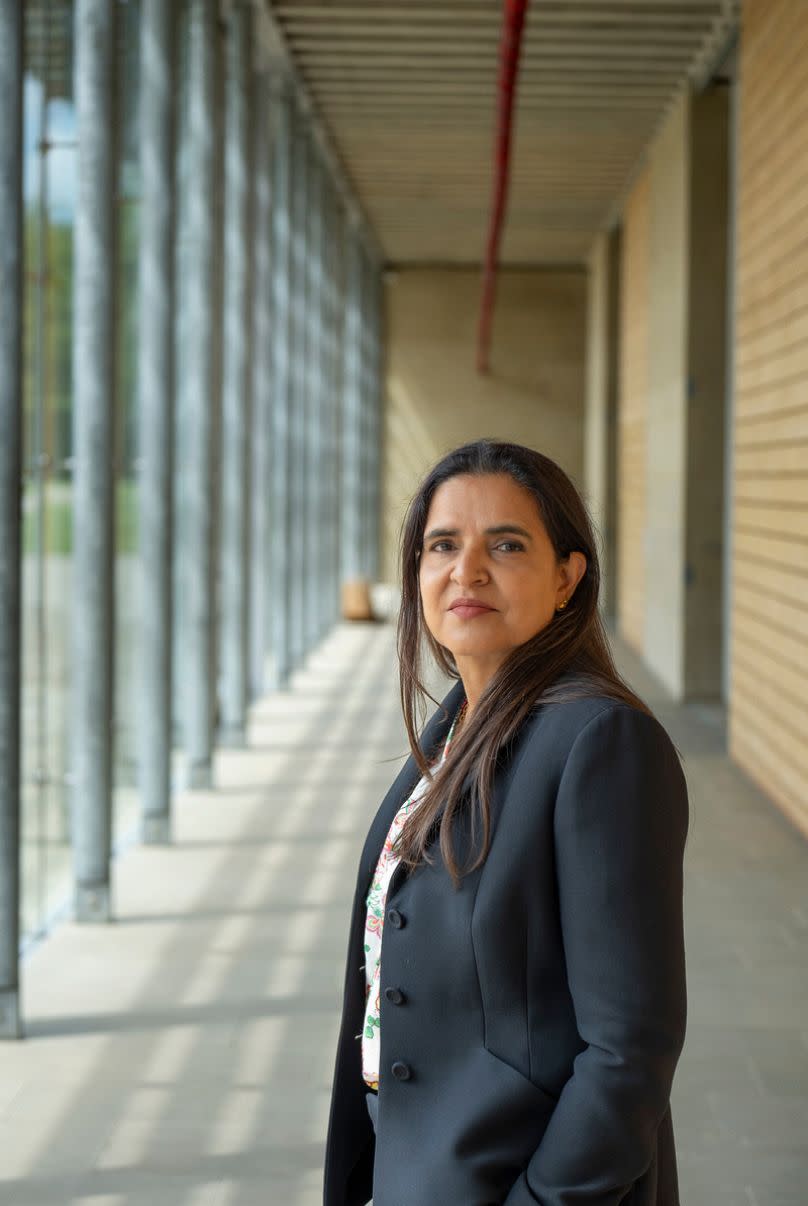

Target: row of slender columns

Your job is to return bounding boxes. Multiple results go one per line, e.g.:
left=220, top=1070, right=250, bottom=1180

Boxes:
left=269, top=83, right=293, bottom=690
left=290, top=106, right=307, bottom=668
left=340, top=227, right=363, bottom=583
left=177, top=0, right=218, bottom=790
left=0, top=0, right=24, bottom=1038
left=360, top=255, right=381, bottom=583
left=304, top=142, right=321, bottom=655
left=340, top=225, right=384, bottom=589
left=71, top=0, right=117, bottom=922
left=359, top=235, right=376, bottom=582
left=249, top=68, right=273, bottom=697
left=138, top=0, right=175, bottom=843
left=311, top=159, right=327, bottom=645
left=366, top=270, right=384, bottom=584
left=1, top=0, right=385, bottom=1036
left=321, top=173, right=343, bottom=638
left=219, top=0, right=252, bottom=746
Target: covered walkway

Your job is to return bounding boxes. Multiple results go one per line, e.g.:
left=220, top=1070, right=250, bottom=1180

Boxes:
left=2, top=622, right=806, bottom=1206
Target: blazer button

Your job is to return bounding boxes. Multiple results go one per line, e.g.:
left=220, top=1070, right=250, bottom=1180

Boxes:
left=387, top=907, right=404, bottom=928
left=391, top=1061, right=412, bottom=1081
left=384, top=986, right=405, bottom=1005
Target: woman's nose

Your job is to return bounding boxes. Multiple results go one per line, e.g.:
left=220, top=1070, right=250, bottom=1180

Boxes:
left=450, top=547, right=488, bottom=584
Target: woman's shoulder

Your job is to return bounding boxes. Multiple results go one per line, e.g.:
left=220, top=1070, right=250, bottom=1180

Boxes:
left=528, top=679, right=633, bottom=734
left=502, top=694, right=687, bottom=849
left=521, top=681, right=680, bottom=775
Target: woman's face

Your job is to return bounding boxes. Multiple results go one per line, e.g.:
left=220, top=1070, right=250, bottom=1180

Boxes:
left=418, top=473, right=586, bottom=678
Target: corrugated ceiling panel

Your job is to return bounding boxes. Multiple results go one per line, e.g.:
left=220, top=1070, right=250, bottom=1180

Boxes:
left=272, top=0, right=739, bottom=264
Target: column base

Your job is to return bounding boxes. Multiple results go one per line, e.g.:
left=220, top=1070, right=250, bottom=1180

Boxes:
left=142, top=813, right=172, bottom=845
left=186, top=759, right=213, bottom=791
left=218, top=724, right=247, bottom=750
left=74, top=882, right=112, bottom=923
left=263, top=664, right=293, bottom=693
left=261, top=655, right=280, bottom=693
left=0, top=989, right=21, bottom=1040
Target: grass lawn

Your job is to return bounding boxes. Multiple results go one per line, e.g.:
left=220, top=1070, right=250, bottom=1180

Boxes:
left=22, top=478, right=139, bottom=556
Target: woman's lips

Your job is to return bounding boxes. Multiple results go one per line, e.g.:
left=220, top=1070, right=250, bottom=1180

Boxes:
left=449, top=604, right=495, bottom=619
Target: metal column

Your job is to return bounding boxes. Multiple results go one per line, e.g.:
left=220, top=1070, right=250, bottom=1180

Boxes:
left=0, top=0, right=23, bottom=1036
left=137, top=0, right=176, bottom=844
left=209, top=16, right=225, bottom=748
left=220, top=1, right=252, bottom=744
left=304, top=147, right=323, bottom=653
left=367, top=266, right=383, bottom=584
left=71, top=0, right=116, bottom=923
left=177, top=0, right=217, bottom=788
left=269, top=82, right=294, bottom=688
left=249, top=68, right=272, bottom=697
left=319, top=174, right=339, bottom=640
left=340, top=224, right=363, bottom=587
left=327, top=185, right=345, bottom=629
left=358, top=250, right=371, bottom=580
left=359, top=251, right=382, bottom=585
left=171, top=1, right=189, bottom=747
left=319, top=176, right=332, bottom=640
left=289, top=107, right=309, bottom=670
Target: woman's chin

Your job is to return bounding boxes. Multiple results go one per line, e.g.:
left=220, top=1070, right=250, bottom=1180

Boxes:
left=444, top=643, right=502, bottom=662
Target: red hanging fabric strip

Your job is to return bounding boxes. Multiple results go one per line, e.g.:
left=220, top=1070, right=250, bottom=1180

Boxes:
left=477, top=0, right=530, bottom=375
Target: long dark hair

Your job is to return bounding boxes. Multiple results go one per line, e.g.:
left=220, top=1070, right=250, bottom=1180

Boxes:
left=394, top=437, right=655, bottom=888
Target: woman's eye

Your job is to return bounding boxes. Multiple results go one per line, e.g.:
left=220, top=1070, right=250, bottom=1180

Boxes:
left=426, top=540, right=523, bottom=554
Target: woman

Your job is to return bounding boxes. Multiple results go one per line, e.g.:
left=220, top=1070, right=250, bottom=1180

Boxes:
left=324, top=439, right=689, bottom=1206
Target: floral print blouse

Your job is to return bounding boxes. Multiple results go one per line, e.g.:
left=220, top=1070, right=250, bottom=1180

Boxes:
left=361, top=699, right=466, bottom=1090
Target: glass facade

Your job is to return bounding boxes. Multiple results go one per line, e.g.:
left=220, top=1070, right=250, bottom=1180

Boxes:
left=20, top=0, right=144, bottom=944
left=21, top=0, right=77, bottom=942
left=8, top=0, right=382, bottom=973
left=112, top=0, right=142, bottom=851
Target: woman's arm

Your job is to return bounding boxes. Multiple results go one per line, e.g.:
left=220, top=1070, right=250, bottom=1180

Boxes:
left=504, top=704, right=689, bottom=1206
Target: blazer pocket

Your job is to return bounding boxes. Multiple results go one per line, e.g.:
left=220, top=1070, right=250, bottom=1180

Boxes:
left=451, top=1044, right=559, bottom=1173
left=481, top=1043, right=559, bottom=1111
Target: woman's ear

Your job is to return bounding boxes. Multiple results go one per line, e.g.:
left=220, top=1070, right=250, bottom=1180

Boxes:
left=563, top=551, right=587, bottom=598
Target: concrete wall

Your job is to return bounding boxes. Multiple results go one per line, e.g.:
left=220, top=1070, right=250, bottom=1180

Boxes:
left=615, top=87, right=728, bottom=701
left=645, top=93, right=689, bottom=695
left=617, top=165, right=651, bottom=654
left=381, top=268, right=587, bottom=584
left=584, top=228, right=620, bottom=621
left=684, top=86, right=730, bottom=698
left=731, top=0, right=808, bottom=837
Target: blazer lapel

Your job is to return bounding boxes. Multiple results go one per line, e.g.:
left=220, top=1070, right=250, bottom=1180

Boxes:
left=352, top=678, right=466, bottom=909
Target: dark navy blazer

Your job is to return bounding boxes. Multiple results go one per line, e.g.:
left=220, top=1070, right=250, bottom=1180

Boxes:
left=323, top=676, right=688, bottom=1206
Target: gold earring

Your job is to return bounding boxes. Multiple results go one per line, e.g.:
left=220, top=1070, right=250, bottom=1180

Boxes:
left=556, top=598, right=568, bottom=612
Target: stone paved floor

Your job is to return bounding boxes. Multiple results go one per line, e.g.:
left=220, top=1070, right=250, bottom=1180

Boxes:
left=1, top=620, right=806, bottom=1205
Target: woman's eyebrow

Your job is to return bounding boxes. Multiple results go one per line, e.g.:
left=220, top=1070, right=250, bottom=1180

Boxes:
left=424, top=525, right=533, bottom=541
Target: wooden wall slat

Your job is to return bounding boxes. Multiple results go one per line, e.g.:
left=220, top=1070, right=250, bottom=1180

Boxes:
left=733, top=476, right=808, bottom=505
left=738, top=410, right=808, bottom=443
left=731, top=689, right=808, bottom=784
left=734, top=528, right=808, bottom=572
left=735, top=310, right=808, bottom=370
left=736, top=276, right=808, bottom=335
left=735, top=500, right=808, bottom=538
left=735, top=443, right=808, bottom=473
left=732, top=608, right=808, bottom=674
left=733, top=0, right=808, bottom=837
left=733, top=657, right=808, bottom=743
left=731, top=725, right=808, bottom=840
